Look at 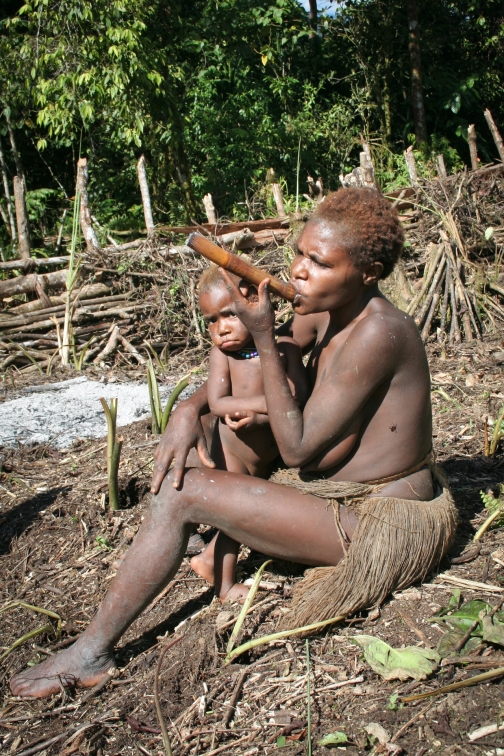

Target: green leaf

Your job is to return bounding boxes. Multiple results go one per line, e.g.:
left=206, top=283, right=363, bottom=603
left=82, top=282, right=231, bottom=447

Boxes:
left=318, top=732, right=349, bottom=747
left=276, top=735, right=286, bottom=748
left=429, top=600, right=491, bottom=633
left=482, top=614, right=504, bottom=646
left=351, top=635, right=439, bottom=681
left=437, top=628, right=483, bottom=658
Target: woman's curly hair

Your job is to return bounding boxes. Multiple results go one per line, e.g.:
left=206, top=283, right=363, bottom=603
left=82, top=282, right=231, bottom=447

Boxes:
left=311, top=188, right=404, bottom=279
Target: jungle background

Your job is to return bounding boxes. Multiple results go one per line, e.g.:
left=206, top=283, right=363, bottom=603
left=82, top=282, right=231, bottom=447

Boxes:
left=0, top=0, right=503, bottom=256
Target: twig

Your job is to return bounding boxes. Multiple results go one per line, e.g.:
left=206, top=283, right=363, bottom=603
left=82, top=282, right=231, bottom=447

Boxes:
left=403, top=666, right=504, bottom=703
left=435, top=572, right=504, bottom=593
left=223, top=667, right=249, bottom=728
left=392, top=702, right=434, bottom=741
left=154, top=635, right=184, bottom=756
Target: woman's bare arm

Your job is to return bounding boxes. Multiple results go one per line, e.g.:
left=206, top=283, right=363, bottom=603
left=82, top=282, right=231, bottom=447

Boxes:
left=151, top=381, right=215, bottom=492
left=224, top=276, right=398, bottom=468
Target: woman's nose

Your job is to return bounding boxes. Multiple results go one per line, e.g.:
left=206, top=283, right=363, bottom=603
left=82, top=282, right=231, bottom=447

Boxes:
left=291, top=255, right=308, bottom=280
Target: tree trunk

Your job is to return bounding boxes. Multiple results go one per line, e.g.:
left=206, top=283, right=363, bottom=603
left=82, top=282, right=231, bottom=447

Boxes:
left=0, top=135, right=16, bottom=241
left=467, top=124, right=479, bottom=170
left=405, top=0, right=428, bottom=144
left=203, top=193, right=217, bottom=224
left=483, top=109, right=504, bottom=163
left=13, top=175, right=31, bottom=259
left=76, top=158, right=99, bottom=251
left=5, top=111, right=23, bottom=179
left=137, top=155, right=155, bottom=235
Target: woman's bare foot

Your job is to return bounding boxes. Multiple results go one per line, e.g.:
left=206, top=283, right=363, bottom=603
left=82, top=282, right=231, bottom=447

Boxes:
left=10, top=641, right=115, bottom=698
left=190, top=551, right=215, bottom=586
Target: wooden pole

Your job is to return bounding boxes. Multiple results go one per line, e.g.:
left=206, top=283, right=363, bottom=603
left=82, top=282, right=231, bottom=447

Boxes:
left=436, top=155, right=447, bottom=179
left=137, top=155, right=155, bottom=235
left=483, top=109, right=504, bottom=163
left=202, top=193, right=217, bottom=225
left=404, top=145, right=419, bottom=186
left=76, top=158, right=99, bottom=251
left=13, top=175, right=31, bottom=259
left=467, top=124, right=479, bottom=171
left=271, top=183, right=287, bottom=217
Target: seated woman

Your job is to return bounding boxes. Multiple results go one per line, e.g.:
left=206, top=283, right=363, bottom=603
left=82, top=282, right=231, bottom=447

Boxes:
left=10, top=188, right=457, bottom=698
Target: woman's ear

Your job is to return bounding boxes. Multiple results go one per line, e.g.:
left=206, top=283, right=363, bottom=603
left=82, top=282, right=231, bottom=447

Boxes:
left=362, top=262, right=383, bottom=286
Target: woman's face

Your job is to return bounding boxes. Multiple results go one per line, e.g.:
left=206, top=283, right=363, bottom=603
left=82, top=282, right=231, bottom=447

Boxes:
left=290, top=221, right=369, bottom=315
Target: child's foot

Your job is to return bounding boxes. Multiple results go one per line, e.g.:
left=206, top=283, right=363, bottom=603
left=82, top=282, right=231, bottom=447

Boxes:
left=10, top=642, right=115, bottom=698
left=219, top=582, right=250, bottom=603
left=190, top=551, right=215, bottom=586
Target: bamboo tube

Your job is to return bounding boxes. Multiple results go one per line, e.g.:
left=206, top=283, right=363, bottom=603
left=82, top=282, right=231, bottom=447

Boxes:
left=186, top=232, right=296, bottom=302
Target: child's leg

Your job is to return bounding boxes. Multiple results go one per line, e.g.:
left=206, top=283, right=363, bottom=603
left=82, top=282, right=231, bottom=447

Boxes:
left=190, top=423, right=248, bottom=590
left=213, top=531, right=249, bottom=602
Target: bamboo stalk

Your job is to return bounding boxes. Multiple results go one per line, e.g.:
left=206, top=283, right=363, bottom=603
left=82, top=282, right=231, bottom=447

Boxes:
left=421, top=266, right=446, bottom=340
left=449, top=275, right=461, bottom=344
left=414, top=254, right=446, bottom=327
left=406, top=244, right=444, bottom=316
left=439, top=259, right=451, bottom=332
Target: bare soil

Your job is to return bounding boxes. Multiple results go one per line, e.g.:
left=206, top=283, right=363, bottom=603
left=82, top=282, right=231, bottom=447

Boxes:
left=1, top=340, right=504, bottom=756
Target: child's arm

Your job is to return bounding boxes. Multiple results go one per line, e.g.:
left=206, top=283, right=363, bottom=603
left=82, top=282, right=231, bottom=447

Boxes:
left=277, top=336, right=310, bottom=407
left=224, top=338, right=309, bottom=432
left=208, top=346, right=268, bottom=417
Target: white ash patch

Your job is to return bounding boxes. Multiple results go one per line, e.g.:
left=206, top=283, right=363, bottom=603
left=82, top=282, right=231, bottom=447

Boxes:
left=0, top=376, right=197, bottom=448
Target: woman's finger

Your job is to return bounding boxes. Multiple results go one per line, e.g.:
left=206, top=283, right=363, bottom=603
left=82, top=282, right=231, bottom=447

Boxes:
left=219, top=268, right=248, bottom=306
left=197, top=436, right=216, bottom=469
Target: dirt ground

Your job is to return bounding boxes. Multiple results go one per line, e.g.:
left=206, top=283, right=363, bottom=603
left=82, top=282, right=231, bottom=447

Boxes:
left=1, top=339, right=504, bottom=756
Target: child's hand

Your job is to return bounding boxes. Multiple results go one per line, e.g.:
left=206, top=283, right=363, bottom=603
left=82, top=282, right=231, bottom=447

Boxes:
left=225, top=410, right=264, bottom=432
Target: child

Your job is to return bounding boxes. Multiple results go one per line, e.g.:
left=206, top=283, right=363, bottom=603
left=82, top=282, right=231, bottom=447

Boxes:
left=190, top=263, right=308, bottom=601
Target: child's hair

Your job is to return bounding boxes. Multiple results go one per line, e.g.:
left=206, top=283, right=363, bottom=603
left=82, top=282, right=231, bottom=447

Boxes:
left=198, top=254, right=255, bottom=297
left=310, top=187, right=404, bottom=279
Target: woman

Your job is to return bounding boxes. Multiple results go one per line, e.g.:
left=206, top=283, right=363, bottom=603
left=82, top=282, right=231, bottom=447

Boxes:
left=10, top=188, right=456, bottom=698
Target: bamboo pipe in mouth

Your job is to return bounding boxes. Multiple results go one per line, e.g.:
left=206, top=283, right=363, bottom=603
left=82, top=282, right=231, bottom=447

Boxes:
left=186, top=232, right=297, bottom=303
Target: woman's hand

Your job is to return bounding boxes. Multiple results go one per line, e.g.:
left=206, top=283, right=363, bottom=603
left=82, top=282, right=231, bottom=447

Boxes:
left=151, top=401, right=215, bottom=492
left=221, top=272, right=275, bottom=336
left=224, top=410, right=269, bottom=432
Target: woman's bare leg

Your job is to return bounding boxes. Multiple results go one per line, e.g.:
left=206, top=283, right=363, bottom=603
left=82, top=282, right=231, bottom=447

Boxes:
left=10, top=467, right=356, bottom=698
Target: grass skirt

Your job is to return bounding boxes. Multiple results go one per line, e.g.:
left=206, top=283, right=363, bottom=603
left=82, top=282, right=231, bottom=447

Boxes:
left=269, top=465, right=458, bottom=630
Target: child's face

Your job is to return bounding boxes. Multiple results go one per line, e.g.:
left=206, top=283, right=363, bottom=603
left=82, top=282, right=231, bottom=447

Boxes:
left=199, top=284, right=252, bottom=352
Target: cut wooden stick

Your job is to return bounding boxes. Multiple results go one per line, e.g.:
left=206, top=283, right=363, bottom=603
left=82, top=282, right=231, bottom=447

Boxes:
left=186, top=233, right=296, bottom=301
left=137, top=155, right=155, bottom=235
left=484, top=108, right=504, bottom=163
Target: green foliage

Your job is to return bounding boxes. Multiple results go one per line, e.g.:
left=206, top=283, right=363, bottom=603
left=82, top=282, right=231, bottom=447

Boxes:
left=0, top=0, right=503, bottom=235
left=479, top=487, right=504, bottom=528
left=318, top=732, right=349, bottom=747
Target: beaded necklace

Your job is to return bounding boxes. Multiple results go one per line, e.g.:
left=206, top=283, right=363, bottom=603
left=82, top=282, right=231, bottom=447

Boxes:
left=237, top=345, right=259, bottom=359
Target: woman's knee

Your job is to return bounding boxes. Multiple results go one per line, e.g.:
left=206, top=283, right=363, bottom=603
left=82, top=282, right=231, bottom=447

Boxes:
left=149, top=467, right=202, bottom=521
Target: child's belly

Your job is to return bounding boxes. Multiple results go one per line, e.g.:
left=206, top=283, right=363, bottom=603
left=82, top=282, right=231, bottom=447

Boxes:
left=218, top=420, right=279, bottom=470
